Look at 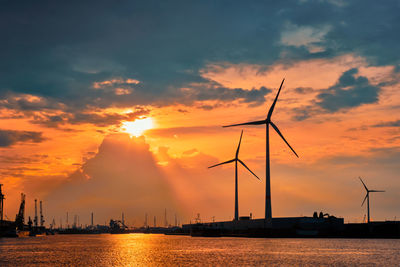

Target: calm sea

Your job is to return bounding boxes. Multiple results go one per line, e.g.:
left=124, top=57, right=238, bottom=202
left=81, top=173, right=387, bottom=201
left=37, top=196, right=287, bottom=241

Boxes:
left=0, top=234, right=399, bottom=266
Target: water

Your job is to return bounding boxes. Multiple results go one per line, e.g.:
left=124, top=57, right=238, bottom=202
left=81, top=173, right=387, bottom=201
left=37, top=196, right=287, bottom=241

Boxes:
left=1, top=234, right=399, bottom=266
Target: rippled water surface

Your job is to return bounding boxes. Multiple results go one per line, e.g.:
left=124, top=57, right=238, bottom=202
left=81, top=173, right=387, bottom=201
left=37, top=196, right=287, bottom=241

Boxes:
left=1, top=234, right=399, bottom=266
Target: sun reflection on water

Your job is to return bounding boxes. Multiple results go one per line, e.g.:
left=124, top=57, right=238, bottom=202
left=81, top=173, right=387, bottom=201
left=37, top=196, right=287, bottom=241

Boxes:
left=1, top=234, right=400, bottom=266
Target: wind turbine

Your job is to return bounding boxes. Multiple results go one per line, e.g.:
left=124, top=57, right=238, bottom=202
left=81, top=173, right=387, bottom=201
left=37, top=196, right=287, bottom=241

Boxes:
left=359, top=177, right=385, bottom=224
left=208, top=130, right=260, bottom=221
left=223, top=79, right=298, bottom=220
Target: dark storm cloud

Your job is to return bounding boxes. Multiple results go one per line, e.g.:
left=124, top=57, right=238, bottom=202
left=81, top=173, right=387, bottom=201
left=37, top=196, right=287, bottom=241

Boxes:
left=292, top=68, right=381, bottom=120
left=30, top=107, right=150, bottom=128
left=0, top=129, right=46, bottom=147
left=316, top=68, right=380, bottom=112
left=0, top=93, right=64, bottom=111
left=292, top=106, right=315, bottom=121
left=372, top=120, right=400, bottom=128
left=0, top=0, right=398, bottom=116
left=0, top=1, right=283, bottom=109
left=282, top=0, right=400, bottom=66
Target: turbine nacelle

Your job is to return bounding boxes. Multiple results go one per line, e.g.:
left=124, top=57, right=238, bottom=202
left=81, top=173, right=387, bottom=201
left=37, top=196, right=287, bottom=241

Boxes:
left=222, top=79, right=298, bottom=158
left=359, top=177, right=384, bottom=206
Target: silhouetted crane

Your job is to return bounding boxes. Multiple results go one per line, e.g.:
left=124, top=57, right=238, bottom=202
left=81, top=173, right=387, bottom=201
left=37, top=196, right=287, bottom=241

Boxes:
left=15, top=193, right=25, bottom=230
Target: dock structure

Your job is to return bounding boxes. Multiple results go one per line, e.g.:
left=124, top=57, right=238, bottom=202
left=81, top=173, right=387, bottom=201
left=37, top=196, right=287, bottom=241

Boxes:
left=183, top=215, right=345, bottom=237
left=182, top=213, right=400, bottom=238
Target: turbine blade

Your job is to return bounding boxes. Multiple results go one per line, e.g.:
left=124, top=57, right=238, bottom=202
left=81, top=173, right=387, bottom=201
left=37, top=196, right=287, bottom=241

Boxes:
left=267, top=78, right=285, bottom=119
left=361, top=193, right=368, bottom=207
left=370, top=190, right=385, bottom=192
left=208, top=159, right=235, bottom=169
left=223, top=120, right=266, bottom=128
left=270, top=121, right=298, bottom=157
left=238, top=159, right=260, bottom=180
left=359, top=177, right=368, bottom=191
left=235, top=130, right=244, bottom=158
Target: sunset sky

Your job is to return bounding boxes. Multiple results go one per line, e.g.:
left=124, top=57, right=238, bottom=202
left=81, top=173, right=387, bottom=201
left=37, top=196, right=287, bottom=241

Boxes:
left=1, top=1, right=399, bottom=226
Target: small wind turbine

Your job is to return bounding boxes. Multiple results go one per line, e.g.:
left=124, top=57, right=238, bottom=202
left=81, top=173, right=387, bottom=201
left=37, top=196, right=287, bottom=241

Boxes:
left=223, top=79, right=298, bottom=220
left=208, top=130, right=260, bottom=221
left=359, top=177, right=385, bottom=224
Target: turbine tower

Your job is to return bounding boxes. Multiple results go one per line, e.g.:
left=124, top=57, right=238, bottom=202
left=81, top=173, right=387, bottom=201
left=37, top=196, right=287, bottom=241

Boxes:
left=208, top=130, right=260, bottom=221
left=359, top=177, right=385, bottom=223
left=223, top=79, right=298, bottom=220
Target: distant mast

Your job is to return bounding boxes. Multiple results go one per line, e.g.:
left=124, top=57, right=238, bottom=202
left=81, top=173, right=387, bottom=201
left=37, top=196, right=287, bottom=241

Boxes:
left=0, top=184, right=4, bottom=221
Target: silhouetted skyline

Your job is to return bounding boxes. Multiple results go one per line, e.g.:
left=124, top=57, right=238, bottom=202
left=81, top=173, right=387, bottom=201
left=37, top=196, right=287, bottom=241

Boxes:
left=0, top=1, right=399, bottom=224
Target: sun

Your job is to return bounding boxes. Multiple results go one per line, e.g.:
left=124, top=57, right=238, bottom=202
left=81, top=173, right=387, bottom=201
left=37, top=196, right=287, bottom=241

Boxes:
left=121, top=117, right=154, bottom=137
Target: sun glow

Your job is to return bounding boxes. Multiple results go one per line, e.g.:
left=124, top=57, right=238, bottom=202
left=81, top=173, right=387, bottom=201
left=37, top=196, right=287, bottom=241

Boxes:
left=121, top=117, right=154, bottom=137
